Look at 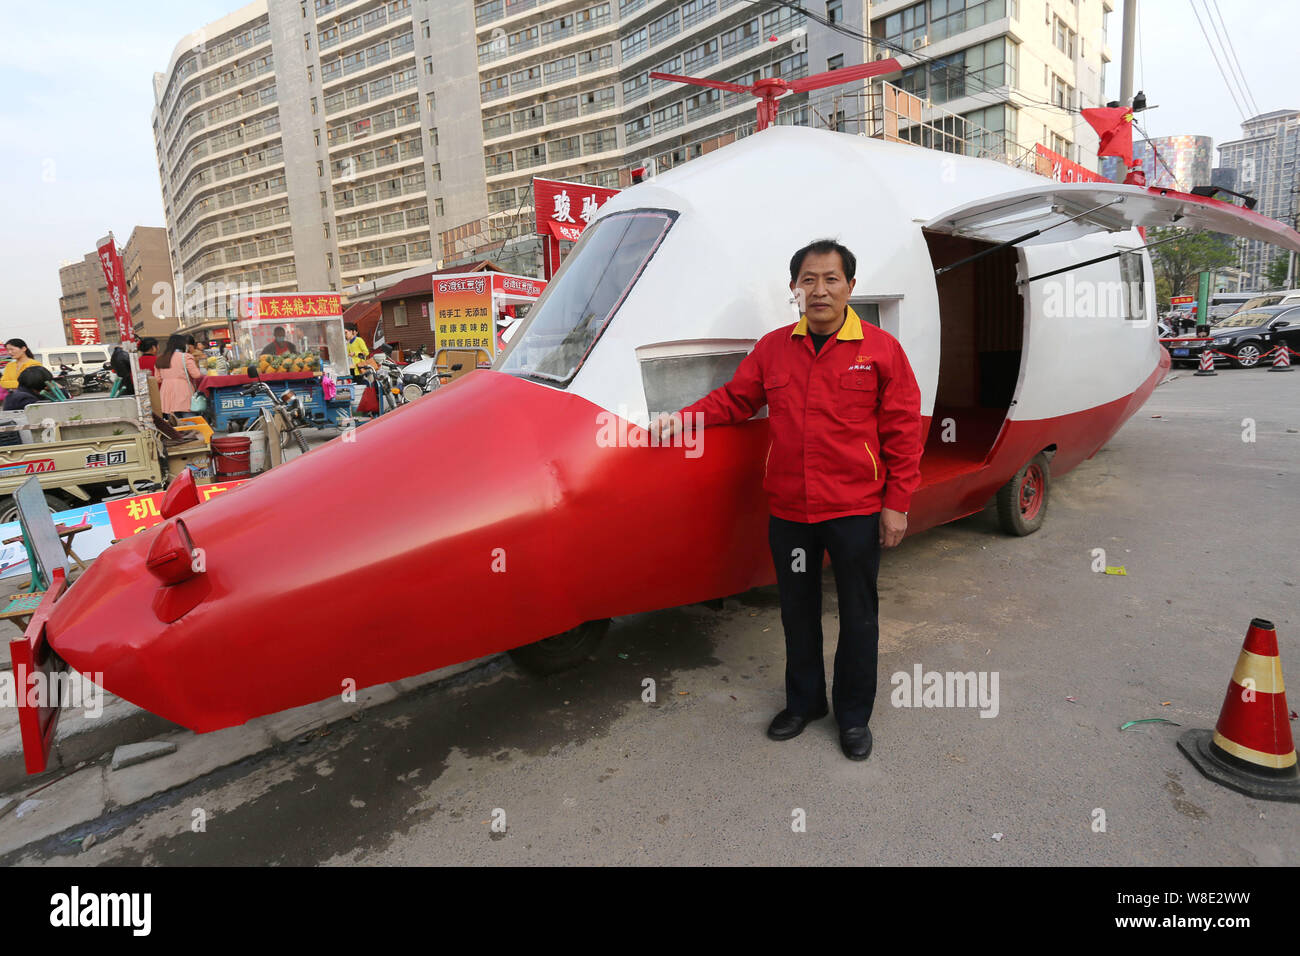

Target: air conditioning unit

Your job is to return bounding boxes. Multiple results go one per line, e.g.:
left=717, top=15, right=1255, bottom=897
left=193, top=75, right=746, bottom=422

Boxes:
left=874, top=50, right=888, bottom=61
left=912, top=35, right=927, bottom=50
left=791, top=30, right=807, bottom=53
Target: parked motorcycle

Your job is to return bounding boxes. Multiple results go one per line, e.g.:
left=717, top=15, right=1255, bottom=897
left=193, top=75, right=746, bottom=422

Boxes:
left=55, top=364, right=84, bottom=398
left=239, top=380, right=310, bottom=455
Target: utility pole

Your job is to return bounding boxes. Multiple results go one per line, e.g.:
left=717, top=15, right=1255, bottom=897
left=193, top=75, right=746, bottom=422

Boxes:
left=1118, top=0, right=1138, bottom=106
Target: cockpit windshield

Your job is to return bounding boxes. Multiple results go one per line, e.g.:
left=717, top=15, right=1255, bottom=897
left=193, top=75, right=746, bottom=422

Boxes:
left=499, top=209, right=675, bottom=385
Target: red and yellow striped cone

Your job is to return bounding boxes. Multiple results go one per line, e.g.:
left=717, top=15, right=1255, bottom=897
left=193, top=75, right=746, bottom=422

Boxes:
left=1194, top=349, right=1217, bottom=376
left=1178, top=618, right=1300, bottom=802
left=1268, top=342, right=1293, bottom=372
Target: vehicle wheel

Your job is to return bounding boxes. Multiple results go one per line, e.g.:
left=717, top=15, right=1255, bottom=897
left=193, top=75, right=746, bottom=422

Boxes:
left=1234, top=343, right=1263, bottom=368
left=0, top=491, right=72, bottom=526
left=996, top=452, right=1050, bottom=536
left=507, top=619, right=612, bottom=676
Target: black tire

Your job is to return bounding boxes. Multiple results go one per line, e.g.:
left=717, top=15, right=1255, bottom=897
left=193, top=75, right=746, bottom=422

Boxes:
left=0, top=491, right=72, bottom=526
left=996, top=452, right=1050, bottom=536
left=1233, top=342, right=1264, bottom=369
left=507, top=619, right=612, bottom=675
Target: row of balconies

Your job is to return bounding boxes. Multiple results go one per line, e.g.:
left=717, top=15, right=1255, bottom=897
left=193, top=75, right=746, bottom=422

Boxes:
left=321, top=31, right=415, bottom=87
left=483, top=85, right=615, bottom=139
left=330, top=135, right=422, bottom=180
left=336, top=202, right=429, bottom=242
left=333, top=169, right=425, bottom=210
left=480, top=43, right=614, bottom=102
left=326, top=98, right=419, bottom=147
left=339, top=237, right=432, bottom=275
left=179, top=202, right=292, bottom=265
left=319, top=0, right=412, bottom=52
left=477, top=1, right=614, bottom=64
left=325, top=65, right=418, bottom=117
left=173, top=113, right=281, bottom=186
left=485, top=126, right=617, bottom=175
left=176, top=171, right=286, bottom=241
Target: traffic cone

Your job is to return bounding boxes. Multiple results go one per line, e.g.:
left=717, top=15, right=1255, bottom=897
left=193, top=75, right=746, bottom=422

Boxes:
left=1194, top=349, right=1217, bottom=376
left=1268, top=342, right=1293, bottom=372
left=1178, top=618, right=1300, bottom=802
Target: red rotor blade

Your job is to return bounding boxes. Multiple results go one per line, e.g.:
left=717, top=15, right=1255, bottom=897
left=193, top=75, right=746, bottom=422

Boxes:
left=648, top=71, right=753, bottom=94
left=785, top=58, right=902, bottom=94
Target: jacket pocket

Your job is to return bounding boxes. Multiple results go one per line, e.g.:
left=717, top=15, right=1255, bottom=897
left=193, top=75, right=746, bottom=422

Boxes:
left=838, top=371, right=876, bottom=422
left=764, top=372, right=791, bottom=418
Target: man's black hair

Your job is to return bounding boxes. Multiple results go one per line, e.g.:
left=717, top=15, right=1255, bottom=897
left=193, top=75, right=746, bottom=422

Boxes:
left=789, top=239, right=856, bottom=283
left=139, top=337, right=158, bottom=352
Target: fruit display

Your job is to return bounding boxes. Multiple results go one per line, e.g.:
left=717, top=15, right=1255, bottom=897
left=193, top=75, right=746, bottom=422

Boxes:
left=255, top=352, right=321, bottom=375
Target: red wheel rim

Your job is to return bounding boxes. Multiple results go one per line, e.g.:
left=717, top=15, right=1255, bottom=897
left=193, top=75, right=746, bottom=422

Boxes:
left=1020, top=464, right=1044, bottom=520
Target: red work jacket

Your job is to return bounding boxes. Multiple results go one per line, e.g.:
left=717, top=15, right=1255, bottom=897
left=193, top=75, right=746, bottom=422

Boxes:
left=679, top=306, right=924, bottom=523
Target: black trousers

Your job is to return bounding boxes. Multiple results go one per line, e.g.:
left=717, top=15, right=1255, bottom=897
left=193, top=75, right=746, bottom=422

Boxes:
left=768, top=513, right=882, bottom=728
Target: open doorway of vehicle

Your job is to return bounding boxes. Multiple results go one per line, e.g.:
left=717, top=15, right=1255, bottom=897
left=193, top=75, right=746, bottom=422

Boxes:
left=921, top=229, right=1024, bottom=484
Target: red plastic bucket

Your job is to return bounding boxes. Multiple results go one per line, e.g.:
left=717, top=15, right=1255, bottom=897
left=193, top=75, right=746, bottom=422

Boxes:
left=211, top=435, right=252, bottom=478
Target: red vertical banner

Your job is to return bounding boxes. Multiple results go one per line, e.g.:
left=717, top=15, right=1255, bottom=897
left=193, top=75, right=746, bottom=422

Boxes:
left=95, top=234, right=135, bottom=344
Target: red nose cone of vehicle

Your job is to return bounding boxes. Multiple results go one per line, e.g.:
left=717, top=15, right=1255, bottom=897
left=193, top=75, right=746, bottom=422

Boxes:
left=44, top=371, right=773, bottom=732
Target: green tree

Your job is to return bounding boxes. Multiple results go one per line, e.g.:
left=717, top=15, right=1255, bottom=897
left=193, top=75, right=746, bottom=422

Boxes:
left=1147, top=227, right=1238, bottom=299
left=1264, top=254, right=1291, bottom=290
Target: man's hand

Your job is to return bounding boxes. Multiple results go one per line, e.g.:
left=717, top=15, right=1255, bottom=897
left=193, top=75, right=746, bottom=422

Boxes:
left=880, top=508, right=907, bottom=548
left=649, top=411, right=682, bottom=441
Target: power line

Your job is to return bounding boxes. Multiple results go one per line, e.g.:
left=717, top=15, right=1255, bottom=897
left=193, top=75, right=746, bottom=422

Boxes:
left=1207, top=0, right=1260, bottom=116
left=1188, top=0, right=1247, bottom=121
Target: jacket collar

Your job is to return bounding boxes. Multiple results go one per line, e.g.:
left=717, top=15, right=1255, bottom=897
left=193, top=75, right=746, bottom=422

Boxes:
left=791, top=305, right=865, bottom=342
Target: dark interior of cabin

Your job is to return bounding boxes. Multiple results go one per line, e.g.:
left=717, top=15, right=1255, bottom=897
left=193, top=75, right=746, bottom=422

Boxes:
left=921, top=230, right=1025, bottom=482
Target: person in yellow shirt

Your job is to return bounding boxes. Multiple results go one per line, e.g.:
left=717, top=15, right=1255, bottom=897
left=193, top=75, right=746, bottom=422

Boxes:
left=1, top=339, right=42, bottom=394
left=345, top=323, right=370, bottom=382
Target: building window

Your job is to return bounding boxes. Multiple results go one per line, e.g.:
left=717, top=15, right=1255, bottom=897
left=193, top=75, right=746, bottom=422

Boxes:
left=827, top=0, right=842, bottom=24
left=435, top=197, right=444, bottom=216
left=304, top=33, right=311, bottom=50
left=313, top=128, right=321, bottom=146
left=827, top=53, right=843, bottom=71
left=431, top=163, right=441, bottom=181
left=422, top=19, right=430, bottom=37
left=310, top=96, right=318, bottom=114
left=426, top=92, right=436, bottom=112
left=323, top=222, right=330, bottom=238
left=393, top=302, right=408, bottom=327
left=425, top=56, right=434, bottom=75
left=429, top=127, right=439, bottom=146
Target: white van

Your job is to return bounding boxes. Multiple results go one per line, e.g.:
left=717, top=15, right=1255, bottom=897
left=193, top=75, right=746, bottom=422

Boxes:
left=31, top=345, right=112, bottom=376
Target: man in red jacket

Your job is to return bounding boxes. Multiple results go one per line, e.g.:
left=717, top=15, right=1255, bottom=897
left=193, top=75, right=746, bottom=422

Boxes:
left=652, top=239, right=923, bottom=760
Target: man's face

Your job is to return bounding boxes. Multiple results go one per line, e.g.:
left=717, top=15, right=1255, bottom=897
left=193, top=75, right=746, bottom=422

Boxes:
left=791, top=250, right=856, bottom=326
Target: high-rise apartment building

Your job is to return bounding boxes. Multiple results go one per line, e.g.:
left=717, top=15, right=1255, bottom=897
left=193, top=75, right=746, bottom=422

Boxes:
left=869, top=0, right=1113, bottom=167
left=155, top=0, right=1117, bottom=305
left=1218, top=109, right=1300, bottom=288
left=153, top=0, right=475, bottom=318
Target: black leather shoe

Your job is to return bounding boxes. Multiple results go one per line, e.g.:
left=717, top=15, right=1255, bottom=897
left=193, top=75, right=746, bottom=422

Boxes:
left=766, top=705, right=829, bottom=741
left=840, top=725, right=873, bottom=761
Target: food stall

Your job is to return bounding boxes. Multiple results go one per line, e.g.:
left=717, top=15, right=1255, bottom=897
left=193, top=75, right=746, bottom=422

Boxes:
left=202, top=293, right=356, bottom=431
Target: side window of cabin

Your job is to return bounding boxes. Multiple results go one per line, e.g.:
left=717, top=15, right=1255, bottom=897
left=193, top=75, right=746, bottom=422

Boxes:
left=636, top=341, right=754, bottom=419
left=1119, top=251, right=1147, bottom=322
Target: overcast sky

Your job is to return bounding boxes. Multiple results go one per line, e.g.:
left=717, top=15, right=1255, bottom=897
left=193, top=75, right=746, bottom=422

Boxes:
left=0, top=0, right=1293, bottom=348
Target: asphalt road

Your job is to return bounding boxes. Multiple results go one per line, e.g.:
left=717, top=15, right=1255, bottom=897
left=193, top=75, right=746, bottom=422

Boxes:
left=9, top=368, right=1298, bottom=866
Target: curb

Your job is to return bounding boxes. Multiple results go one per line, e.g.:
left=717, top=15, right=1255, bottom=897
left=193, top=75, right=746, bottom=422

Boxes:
left=0, top=654, right=502, bottom=858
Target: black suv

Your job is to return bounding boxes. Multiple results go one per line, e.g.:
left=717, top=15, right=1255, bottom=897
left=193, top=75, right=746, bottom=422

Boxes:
left=1166, top=305, right=1300, bottom=368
